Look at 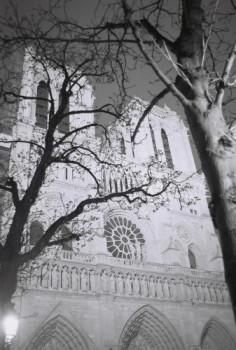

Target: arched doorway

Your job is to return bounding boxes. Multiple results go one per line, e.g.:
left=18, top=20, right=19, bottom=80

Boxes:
left=24, top=315, right=90, bottom=350
left=201, top=317, right=236, bottom=350
left=119, top=305, right=185, bottom=350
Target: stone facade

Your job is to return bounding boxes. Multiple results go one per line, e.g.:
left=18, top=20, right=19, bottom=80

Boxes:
left=1, top=51, right=236, bottom=350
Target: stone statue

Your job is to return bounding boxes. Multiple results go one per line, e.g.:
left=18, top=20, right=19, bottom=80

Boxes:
left=101, top=270, right=108, bottom=293
left=117, top=274, right=124, bottom=294
left=222, top=286, right=230, bottom=303
left=179, top=279, right=186, bottom=300
left=71, top=267, right=79, bottom=292
left=149, top=277, right=156, bottom=298
left=41, top=264, right=49, bottom=288
left=162, top=278, right=170, bottom=298
left=51, top=265, right=59, bottom=289
left=61, top=266, right=70, bottom=290
left=133, top=275, right=140, bottom=296
left=140, top=276, right=148, bottom=297
left=209, top=284, right=217, bottom=302
left=125, top=274, right=132, bottom=295
left=81, top=268, right=88, bottom=292
left=109, top=272, right=116, bottom=294
left=156, top=277, right=164, bottom=298
left=191, top=281, right=198, bottom=301
left=169, top=279, right=177, bottom=299
left=203, top=284, right=211, bottom=302
left=89, top=270, right=96, bottom=292
left=215, top=285, right=223, bottom=303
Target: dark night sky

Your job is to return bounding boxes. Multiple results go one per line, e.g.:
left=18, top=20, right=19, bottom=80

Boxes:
left=2, top=0, right=236, bottom=116
left=1, top=0, right=236, bottom=169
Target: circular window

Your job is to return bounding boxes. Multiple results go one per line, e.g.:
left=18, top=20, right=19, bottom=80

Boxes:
left=104, top=216, right=145, bottom=259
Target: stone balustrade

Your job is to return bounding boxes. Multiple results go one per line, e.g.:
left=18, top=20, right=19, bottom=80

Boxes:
left=24, top=252, right=230, bottom=305
left=59, top=251, right=224, bottom=280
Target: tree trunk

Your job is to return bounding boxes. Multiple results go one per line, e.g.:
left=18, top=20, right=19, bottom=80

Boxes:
left=183, top=98, right=236, bottom=320
left=172, top=0, right=236, bottom=320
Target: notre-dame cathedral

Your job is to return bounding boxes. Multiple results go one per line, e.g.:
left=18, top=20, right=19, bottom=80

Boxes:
left=0, top=49, right=236, bottom=350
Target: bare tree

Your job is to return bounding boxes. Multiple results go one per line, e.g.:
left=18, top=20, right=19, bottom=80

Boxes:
left=9, top=0, right=235, bottom=321
left=90, top=0, right=236, bottom=320
left=0, top=4, right=189, bottom=348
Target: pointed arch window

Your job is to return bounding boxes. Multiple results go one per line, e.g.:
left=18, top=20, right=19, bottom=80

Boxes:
left=102, top=169, right=107, bottom=192
left=161, top=129, right=174, bottom=168
left=149, top=123, right=158, bottom=158
left=35, top=81, right=49, bottom=128
left=114, top=179, right=118, bottom=192
left=60, top=225, right=72, bottom=251
left=188, top=249, right=197, bottom=269
left=125, top=176, right=129, bottom=190
left=120, top=179, right=123, bottom=192
left=30, top=221, right=44, bottom=245
left=109, top=177, right=113, bottom=192
left=120, top=136, right=126, bottom=155
left=58, top=91, right=70, bottom=134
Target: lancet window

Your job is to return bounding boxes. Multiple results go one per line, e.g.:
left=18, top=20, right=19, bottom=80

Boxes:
left=30, top=221, right=44, bottom=245
left=58, top=91, right=70, bottom=134
left=149, top=123, right=158, bottom=159
left=161, top=129, right=174, bottom=168
left=35, top=81, right=49, bottom=128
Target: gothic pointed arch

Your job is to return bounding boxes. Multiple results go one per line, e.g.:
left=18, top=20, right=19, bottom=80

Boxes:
left=201, top=317, right=236, bottom=350
left=149, top=123, right=158, bottom=159
left=30, top=221, right=44, bottom=245
left=58, top=91, right=70, bottom=134
left=24, top=315, right=90, bottom=350
left=188, top=243, right=204, bottom=269
left=161, top=129, right=173, bottom=168
left=35, top=81, right=49, bottom=128
left=59, top=224, right=73, bottom=251
left=120, top=135, right=126, bottom=155
left=119, top=305, right=186, bottom=350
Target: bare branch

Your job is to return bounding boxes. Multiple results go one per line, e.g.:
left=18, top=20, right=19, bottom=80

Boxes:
left=139, top=18, right=175, bottom=52
left=131, top=87, right=169, bottom=142
left=0, top=177, right=19, bottom=207
left=215, top=42, right=236, bottom=106
left=121, top=1, right=190, bottom=108
left=19, top=180, right=172, bottom=265
left=47, top=233, right=79, bottom=247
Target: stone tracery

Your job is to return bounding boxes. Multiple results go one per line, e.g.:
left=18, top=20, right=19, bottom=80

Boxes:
left=104, top=216, right=145, bottom=259
left=25, top=315, right=89, bottom=350
left=201, top=317, right=236, bottom=350
left=119, top=305, right=185, bottom=350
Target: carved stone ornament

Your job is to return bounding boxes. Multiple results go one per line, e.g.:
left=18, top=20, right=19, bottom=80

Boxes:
left=176, top=225, right=190, bottom=243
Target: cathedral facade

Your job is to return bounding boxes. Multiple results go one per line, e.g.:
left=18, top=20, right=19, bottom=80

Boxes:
left=1, top=51, right=236, bottom=350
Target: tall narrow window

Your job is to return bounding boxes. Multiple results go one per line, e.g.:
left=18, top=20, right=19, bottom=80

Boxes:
left=125, top=177, right=129, bottom=190
left=188, top=249, right=197, bottom=269
left=30, top=221, right=44, bottom=245
left=60, top=225, right=72, bottom=251
left=120, top=136, right=126, bottom=155
left=114, top=179, right=118, bottom=192
left=161, top=129, right=174, bottom=168
left=149, top=123, right=158, bottom=158
left=109, top=177, right=112, bottom=192
left=35, top=81, right=48, bottom=128
left=58, top=92, right=70, bottom=134
left=103, top=170, right=107, bottom=192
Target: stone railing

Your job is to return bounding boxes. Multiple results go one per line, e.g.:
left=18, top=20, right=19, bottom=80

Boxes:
left=23, top=252, right=230, bottom=306
left=59, top=251, right=224, bottom=280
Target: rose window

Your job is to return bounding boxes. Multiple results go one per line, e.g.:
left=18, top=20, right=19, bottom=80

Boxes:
left=104, top=216, right=145, bottom=259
